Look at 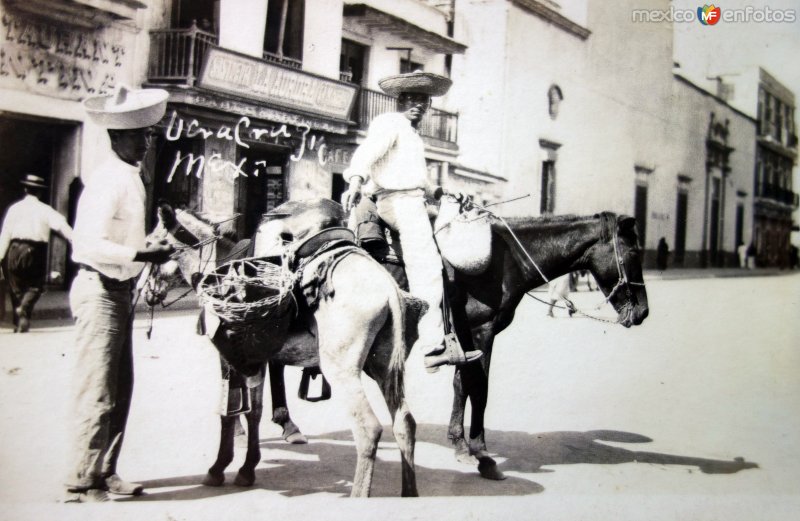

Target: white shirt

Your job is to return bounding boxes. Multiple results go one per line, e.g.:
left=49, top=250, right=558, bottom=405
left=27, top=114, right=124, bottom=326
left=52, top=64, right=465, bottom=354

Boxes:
left=0, top=194, right=73, bottom=260
left=343, top=112, right=429, bottom=195
left=71, top=154, right=146, bottom=281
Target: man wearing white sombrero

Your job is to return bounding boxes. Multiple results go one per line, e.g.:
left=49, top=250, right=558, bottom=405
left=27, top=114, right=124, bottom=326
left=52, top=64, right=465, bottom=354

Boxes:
left=0, top=174, right=73, bottom=332
left=64, top=86, right=174, bottom=503
left=342, top=71, right=482, bottom=371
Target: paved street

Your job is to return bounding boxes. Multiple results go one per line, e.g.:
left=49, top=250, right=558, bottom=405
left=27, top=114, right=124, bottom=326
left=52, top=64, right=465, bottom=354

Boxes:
left=0, top=272, right=799, bottom=520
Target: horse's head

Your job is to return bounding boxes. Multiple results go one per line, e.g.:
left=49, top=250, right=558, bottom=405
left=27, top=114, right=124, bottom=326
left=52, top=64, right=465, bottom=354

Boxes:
left=140, top=202, right=222, bottom=306
left=254, top=198, right=345, bottom=257
left=586, top=213, right=649, bottom=328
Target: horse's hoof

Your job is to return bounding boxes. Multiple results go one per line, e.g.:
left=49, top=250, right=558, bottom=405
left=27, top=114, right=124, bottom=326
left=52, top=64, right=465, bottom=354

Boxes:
left=284, top=431, right=308, bottom=445
left=478, top=457, right=506, bottom=481
left=452, top=438, right=478, bottom=465
left=202, top=472, right=225, bottom=487
left=234, top=470, right=255, bottom=487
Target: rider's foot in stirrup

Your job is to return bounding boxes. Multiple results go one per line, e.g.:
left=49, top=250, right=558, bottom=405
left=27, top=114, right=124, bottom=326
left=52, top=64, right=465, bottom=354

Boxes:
left=424, top=333, right=483, bottom=373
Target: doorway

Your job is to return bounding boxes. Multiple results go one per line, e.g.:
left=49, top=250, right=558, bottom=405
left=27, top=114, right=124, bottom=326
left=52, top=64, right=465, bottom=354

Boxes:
left=235, top=145, right=288, bottom=239
left=0, top=113, right=80, bottom=288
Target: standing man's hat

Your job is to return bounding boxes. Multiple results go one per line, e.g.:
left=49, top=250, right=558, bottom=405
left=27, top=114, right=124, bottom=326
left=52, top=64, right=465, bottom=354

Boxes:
left=83, top=85, right=169, bottom=130
left=378, top=70, right=452, bottom=97
left=20, top=174, right=47, bottom=189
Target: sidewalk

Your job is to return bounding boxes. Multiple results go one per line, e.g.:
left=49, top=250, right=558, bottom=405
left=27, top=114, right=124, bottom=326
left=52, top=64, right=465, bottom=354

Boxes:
left=0, top=267, right=797, bottom=324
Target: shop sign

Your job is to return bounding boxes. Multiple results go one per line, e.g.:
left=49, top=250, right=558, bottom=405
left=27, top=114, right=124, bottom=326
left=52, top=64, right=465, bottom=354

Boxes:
left=198, top=47, right=357, bottom=121
left=0, top=12, right=123, bottom=100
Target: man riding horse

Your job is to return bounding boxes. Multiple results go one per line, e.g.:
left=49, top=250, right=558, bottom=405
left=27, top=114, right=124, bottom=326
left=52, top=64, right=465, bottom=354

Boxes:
left=341, top=70, right=482, bottom=372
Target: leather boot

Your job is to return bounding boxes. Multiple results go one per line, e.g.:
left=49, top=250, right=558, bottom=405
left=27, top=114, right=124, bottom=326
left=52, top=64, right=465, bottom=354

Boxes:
left=104, top=474, right=144, bottom=496
left=424, top=333, right=482, bottom=373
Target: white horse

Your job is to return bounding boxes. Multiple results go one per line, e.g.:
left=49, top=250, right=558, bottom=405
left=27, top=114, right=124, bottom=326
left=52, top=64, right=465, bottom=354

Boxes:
left=144, top=200, right=421, bottom=497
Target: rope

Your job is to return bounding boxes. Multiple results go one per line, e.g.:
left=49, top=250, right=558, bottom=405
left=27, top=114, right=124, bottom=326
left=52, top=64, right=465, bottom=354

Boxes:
left=524, top=291, right=620, bottom=324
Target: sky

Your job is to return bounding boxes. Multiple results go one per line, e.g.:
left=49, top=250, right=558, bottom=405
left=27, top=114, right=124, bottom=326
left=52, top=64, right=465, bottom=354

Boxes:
left=671, top=0, right=800, bottom=105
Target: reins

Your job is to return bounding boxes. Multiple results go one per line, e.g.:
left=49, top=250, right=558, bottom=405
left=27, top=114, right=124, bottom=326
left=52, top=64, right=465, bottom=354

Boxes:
left=468, top=200, right=639, bottom=324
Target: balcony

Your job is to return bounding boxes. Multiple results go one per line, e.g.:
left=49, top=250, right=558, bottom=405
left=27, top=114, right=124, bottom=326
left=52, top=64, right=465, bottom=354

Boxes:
left=147, top=24, right=302, bottom=85
left=757, top=183, right=799, bottom=206
left=353, top=88, right=458, bottom=144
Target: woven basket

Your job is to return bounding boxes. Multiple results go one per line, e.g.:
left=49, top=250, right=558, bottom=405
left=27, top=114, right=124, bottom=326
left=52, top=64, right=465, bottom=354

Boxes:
left=198, top=258, right=294, bottom=325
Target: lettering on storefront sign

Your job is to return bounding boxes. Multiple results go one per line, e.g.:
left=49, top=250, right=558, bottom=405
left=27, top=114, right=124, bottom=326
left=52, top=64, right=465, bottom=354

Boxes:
left=198, top=47, right=357, bottom=121
left=0, top=13, right=123, bottom=99
left=164, top=111, right=333, bottom=182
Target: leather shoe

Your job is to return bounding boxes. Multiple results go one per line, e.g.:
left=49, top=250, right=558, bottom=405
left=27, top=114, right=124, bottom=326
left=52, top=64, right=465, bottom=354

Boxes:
left=16, top=308, right=29, bottom=333
left=424, top=333, right=483, bottom=373
left=104, top=474, right=144, bottom=496
left=64, top=489, right=109, bottom=503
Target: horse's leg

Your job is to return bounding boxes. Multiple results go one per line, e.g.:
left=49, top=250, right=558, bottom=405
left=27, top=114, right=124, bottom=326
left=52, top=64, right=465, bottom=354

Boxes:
left=449, top=367, right=475, bottom=465
left=203, top=357, right=238, bottom=486
left=235, top=372, right=264, bottom=486
left=464, top=327, right=506, bottom=480
left=317, top=304, right=383, bottom=497
left=383, top=394, right=418, bottom=497
left=268, top=362, right=307, bottom=444
left=203, top=415, right=236, bottom=486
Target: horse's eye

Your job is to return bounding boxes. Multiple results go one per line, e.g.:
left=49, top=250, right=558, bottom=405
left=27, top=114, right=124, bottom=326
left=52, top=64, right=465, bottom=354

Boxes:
left=279, top=233, right=294, bottom=243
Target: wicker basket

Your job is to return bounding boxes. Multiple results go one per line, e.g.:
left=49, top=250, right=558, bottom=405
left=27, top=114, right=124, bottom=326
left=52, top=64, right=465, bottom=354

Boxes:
left=198, top=258, right=295, bottom=325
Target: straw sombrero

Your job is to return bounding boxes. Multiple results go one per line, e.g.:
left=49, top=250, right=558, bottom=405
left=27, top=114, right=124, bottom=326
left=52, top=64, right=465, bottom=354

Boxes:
left=20, top=174, right=47, bottom=189
left=378, top=71, right=452, bottom=97
left=83, top=85, right=169, bottom=130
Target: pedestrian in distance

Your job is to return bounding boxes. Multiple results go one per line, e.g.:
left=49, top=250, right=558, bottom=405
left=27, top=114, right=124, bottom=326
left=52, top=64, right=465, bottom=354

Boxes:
left=64, top=85, right=174, bottom=503
left=737, top=242, right=748, bottom=269
left=746, top=242, right=756, bottom=269
left=0, top=174, right=73, bottom=332
left=545, top=274, right=576, bottom=318
left=656, top=237, right=669, bottom=271
left=341, top=70, right=482, bottom=373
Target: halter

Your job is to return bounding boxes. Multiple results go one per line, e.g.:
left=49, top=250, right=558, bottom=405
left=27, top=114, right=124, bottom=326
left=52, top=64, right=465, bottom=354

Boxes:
left=601, top=214, right=646, bottom=306
left=474, top=206, right=642, bottom=323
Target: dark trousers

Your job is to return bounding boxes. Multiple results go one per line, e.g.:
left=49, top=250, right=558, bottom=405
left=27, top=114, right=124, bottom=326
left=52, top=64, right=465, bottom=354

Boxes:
left=66, top=269, right=135, bottom=490
left=5, top=240, right=47, bottom=327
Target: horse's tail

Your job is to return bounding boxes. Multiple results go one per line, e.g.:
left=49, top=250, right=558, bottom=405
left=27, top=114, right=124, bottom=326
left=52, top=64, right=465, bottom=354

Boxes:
left=385, top=281, right=407, bottom=411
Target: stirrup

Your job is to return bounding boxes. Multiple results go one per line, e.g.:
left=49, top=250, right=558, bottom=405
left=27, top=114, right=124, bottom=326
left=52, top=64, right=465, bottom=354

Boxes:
left=424, top=333, right=483, bottom=373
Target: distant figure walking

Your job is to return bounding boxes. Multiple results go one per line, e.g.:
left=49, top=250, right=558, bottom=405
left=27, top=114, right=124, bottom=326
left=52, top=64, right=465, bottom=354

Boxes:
left=737, top=242, right=747, bottom=269
left=656, top=237, right=669, bottom=271
left=546, top=274, right=575, bottom=318
left=0, top=174, right=73, bottom=332
left=746, top=242, right=756, bottom=269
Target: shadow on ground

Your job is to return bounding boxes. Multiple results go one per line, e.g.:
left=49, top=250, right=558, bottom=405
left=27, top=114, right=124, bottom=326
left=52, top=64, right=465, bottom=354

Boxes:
left=414, top=424, right=759, bottom=475
left=125, top=424, right=757, bottom=501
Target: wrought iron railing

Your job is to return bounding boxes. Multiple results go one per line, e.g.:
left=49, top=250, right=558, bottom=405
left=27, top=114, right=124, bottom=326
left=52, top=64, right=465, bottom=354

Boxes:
left=353, top=88, right=458, bottom=143
left=148, top=23, right=218, bottom=84
left=148, top=24, right=303, bottom=84
left=263, top=50, right=302, bottom=70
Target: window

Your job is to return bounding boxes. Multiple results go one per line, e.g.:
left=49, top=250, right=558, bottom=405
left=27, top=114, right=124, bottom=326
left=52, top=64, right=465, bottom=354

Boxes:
left=340, top=39, right=367, bottom=85
left=540, top=161, right=556, bottom=214
left=264, top=0, right=304, bottom=62
left=400, top=58, right=424, bottom=74
left=539, top=140, right=560, bottom=214
left=172, top=0, right=218, bottom=31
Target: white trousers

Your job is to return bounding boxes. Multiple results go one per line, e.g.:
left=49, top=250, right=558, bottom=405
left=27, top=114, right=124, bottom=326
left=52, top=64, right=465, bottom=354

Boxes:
left=376, top=191, right=444, bottom=352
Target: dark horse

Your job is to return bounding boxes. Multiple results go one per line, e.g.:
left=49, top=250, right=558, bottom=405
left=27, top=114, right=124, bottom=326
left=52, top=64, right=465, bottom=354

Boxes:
left=145, top=199, right=648, bottom=483
left=442, top=211, right=648, bottom=479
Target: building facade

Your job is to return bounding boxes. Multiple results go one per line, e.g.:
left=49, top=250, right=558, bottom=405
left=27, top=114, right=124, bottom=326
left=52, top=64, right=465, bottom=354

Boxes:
left=449, top=0, right=761, bottom=268
left=0, top=0, right=152, bottom=286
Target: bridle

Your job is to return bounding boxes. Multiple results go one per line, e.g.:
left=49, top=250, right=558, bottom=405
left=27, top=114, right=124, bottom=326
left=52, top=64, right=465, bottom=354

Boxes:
left=602, top=215, right=646, bottom=306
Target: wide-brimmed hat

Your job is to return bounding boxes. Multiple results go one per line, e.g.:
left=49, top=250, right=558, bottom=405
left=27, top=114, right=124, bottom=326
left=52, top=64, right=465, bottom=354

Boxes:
left=83, top=85, right=169, bottom=130
left=20, top=174, right=47, bottom=189
left=378, top=71, right=452, bottom=97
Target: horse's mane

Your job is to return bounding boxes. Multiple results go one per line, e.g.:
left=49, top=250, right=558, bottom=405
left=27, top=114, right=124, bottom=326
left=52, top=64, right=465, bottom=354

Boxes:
left=498, top=212, right=620, bottom=242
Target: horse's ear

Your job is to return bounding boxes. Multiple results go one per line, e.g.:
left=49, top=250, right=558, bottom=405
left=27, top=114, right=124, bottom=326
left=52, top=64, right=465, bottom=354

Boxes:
left=617, top=215, right=637, bottom=233
left=158, top=202, right=177, bottom=228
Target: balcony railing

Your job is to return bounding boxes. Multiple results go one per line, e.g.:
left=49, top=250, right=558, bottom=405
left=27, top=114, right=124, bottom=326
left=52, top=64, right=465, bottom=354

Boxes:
left=148, top=24, right=303, bottom=85
left=353, top=88, right=458, bottom=144
left=148, top=24, right=217, bottom=84
left=757, top=183, right=799, bottom=206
